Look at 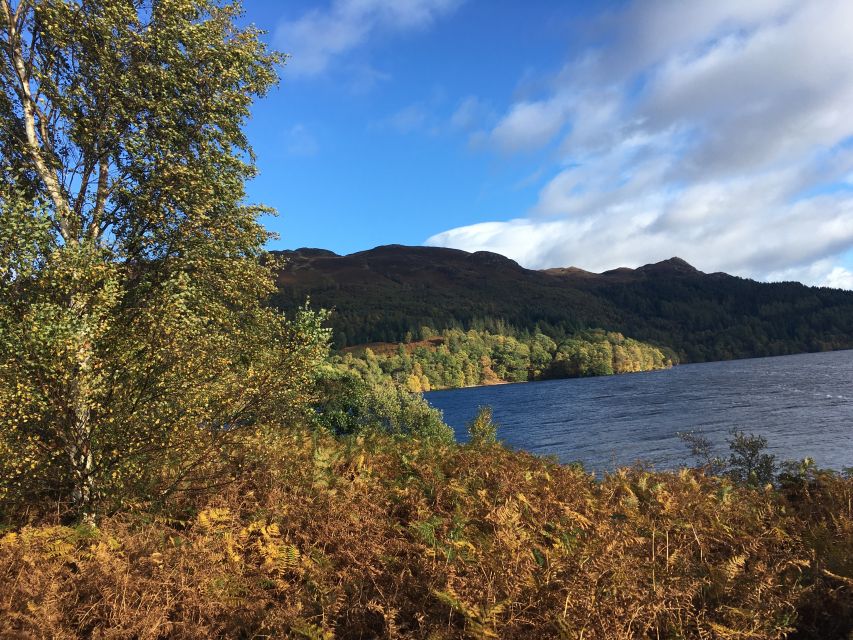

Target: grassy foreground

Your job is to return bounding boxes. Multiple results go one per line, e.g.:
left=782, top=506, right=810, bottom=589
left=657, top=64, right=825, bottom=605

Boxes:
left=1, top=430, right=851, bottom=639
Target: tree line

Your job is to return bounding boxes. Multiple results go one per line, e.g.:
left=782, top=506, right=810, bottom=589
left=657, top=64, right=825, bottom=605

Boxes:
left=332, top=328, right=675, bottom=392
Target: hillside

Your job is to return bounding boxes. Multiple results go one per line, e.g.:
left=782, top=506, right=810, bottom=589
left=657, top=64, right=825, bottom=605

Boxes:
left=334, top=328, right=673, bottom=392
left=271, top=245, right=853, bottom=362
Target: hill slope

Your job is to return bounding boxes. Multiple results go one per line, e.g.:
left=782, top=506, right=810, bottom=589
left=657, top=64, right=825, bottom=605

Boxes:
left=271, top=245, right=853, bottom=362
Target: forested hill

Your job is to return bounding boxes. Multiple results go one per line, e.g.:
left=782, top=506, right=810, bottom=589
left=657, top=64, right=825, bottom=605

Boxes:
left=270, top=245, right=853, bottom=363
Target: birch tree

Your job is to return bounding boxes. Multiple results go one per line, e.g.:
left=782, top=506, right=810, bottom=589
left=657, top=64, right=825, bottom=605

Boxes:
left=0, top=0, right=326, bottom=521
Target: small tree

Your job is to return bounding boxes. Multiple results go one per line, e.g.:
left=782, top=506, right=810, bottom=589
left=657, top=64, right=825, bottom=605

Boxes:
left=678, top=430, right=725, bottom=475
left=727, top=429, right=776, bottom=487
left=467, top=406, right=498, bottom=446
left=679, top=428, right=776, bottom=487
left=0, top=0, right=327, bottom=521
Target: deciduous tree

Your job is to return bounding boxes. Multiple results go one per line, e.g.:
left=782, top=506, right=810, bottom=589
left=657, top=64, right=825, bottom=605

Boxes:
left=0, top=0, right=326, bottom=521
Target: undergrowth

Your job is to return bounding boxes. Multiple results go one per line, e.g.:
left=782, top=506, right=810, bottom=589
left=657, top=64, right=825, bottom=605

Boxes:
left=0, top=429, right=851, bottom=639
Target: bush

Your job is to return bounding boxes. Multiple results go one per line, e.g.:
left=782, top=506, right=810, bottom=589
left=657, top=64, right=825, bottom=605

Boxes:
left=727, top=429, right=777, bottom=486
left=312, top=367, right=453, bottom=442
left=0, top=431, right=850, bottom=638
left=467, top=406, right=498, bottom=446
left=679, top=428, right=777, bottom=486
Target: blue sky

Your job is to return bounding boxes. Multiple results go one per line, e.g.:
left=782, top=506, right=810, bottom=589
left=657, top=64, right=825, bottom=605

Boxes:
left=240, top=0, right=853, bottom=288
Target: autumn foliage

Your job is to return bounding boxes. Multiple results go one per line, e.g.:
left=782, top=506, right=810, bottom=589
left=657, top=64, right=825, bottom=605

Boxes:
left=1, top=2, right=851, bottom=638
left=1, top=429, right=851, bottom=639
left=0, top=0, right=300, bottom=520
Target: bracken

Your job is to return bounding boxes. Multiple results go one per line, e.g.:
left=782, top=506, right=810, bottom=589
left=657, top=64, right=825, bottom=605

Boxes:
left=0, top=429, right=850, bottom=639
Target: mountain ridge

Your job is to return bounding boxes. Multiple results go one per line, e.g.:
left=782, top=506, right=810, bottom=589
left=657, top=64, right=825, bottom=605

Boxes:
left=270, top=245, right=853, bottom=362
left=277, top=245, right=706, bottom=278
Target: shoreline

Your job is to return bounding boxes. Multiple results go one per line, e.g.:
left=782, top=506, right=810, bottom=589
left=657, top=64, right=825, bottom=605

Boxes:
left=421, top=346, right=853, bottom=394
left=424, top=364, right=673, bottom=393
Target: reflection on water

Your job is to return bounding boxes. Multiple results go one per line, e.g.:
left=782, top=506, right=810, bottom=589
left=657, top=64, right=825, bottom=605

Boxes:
left=425, top=349, right=853, bottom=472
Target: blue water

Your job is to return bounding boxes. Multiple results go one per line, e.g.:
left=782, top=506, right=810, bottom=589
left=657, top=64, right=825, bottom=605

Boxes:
left=425, top=350, right=853, bottom=472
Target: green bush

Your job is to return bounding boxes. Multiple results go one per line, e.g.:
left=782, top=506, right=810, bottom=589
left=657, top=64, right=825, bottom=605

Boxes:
left=467, top=406, right=498, bottom=446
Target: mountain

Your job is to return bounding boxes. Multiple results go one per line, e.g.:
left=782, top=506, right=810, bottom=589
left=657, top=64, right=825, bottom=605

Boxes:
left=270, top=245, right=853, bottom=363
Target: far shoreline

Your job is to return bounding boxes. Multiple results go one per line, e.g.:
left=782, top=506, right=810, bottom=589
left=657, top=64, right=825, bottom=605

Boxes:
left=423, top=363, right=674, bottom=394
left=423, top=347, right=853, bottom=395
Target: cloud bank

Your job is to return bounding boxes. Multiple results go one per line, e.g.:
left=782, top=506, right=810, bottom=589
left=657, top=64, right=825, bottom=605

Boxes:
left=276, top=0, right=463, bottom=78
left=428, top=0, right=853, bottom=287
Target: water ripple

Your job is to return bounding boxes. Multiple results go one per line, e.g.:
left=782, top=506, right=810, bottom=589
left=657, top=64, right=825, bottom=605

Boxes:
left=426, top=350, right=853, bottom=472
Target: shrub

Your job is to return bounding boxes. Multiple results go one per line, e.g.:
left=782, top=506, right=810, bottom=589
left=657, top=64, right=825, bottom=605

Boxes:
left=312, top=367, right=453, bottom=442
left=467, top=406, right=498, bottom=446
left=680, top=428, right=777, bottom=487
left=727, top=428, right=777, bottom=486
left=0, top=432, right=850, bottom=638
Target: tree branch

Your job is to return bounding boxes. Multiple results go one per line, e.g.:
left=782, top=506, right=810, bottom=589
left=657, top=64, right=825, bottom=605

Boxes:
left=1, top=0, right=73, bottom=241
left=89, top=156, right=109, bottom=241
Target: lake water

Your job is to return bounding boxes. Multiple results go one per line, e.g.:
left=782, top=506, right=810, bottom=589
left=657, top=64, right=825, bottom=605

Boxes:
left=425, top=349, right=853, bottom=472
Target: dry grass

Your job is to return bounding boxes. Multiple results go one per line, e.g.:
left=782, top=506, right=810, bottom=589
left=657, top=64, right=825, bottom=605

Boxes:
left=1, top=430, right=851, bottom=639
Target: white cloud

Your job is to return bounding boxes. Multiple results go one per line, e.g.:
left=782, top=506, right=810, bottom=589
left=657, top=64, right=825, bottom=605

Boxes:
left=284, top=124, right=320, bottom=157
left=823, top=267, right=853, bottom=290
left=450, top=96, right=490, bottom=130
left=387, top=104, right=429, bottom=133
left=276, top=0, right=464, bottom=78
left=490, top=98, right=569, bottom=152
left=429, top=0, right=853, bottom=288
left=765, top=260, right=853, bottom=290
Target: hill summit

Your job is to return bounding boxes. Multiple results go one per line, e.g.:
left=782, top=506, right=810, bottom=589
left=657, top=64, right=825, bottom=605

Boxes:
left=271, top=245, right=853, bottom=363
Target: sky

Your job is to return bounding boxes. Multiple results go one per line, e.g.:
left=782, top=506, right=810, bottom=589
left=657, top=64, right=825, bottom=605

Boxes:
left=241, top=0, right=853, bottom=288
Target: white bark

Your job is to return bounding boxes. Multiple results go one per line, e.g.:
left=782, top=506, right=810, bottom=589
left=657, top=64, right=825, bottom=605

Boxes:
left=1, top=0, right=74, bottom=242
